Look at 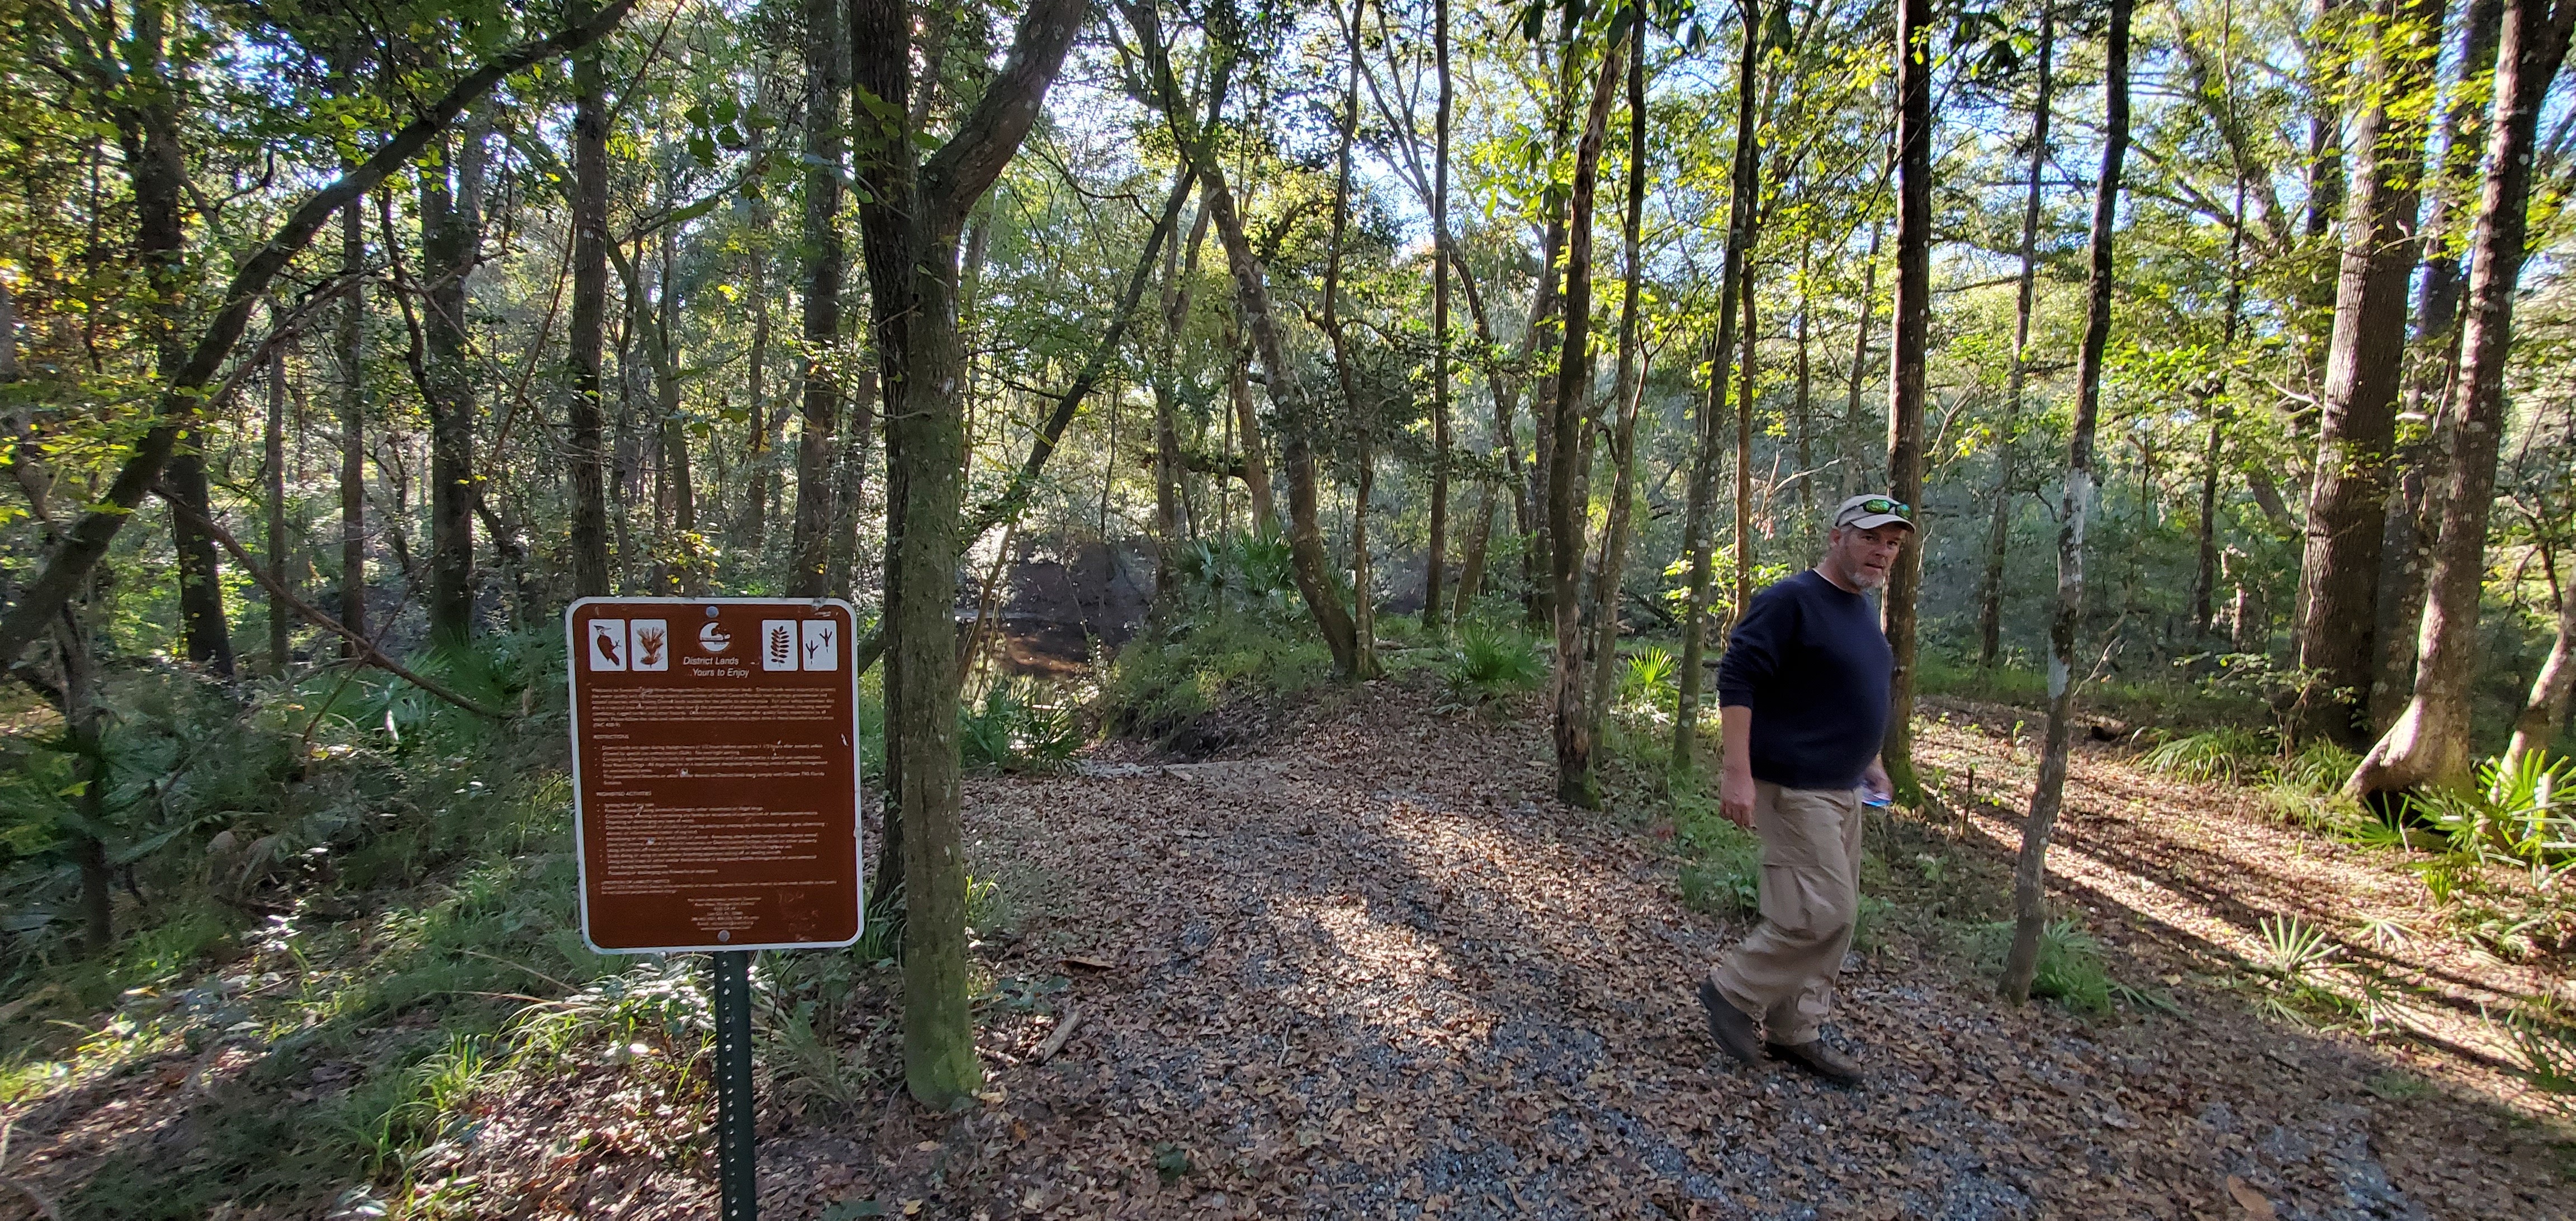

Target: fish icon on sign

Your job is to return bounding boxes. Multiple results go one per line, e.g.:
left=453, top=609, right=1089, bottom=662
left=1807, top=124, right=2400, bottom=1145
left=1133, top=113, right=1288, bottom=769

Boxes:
left=801, top=620, right=839, bottom=671
left=588, top=619, right=627, bottom=670
left=762, top=621, right=798, bottom=671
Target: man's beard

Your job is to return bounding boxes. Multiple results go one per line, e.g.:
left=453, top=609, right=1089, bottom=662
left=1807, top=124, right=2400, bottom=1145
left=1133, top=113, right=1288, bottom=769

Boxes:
left=1845, top=563, right=1890, bottom=591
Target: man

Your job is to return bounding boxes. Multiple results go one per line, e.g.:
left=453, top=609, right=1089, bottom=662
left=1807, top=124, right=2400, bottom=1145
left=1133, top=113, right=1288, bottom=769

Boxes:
left=1696, top=494, right=1912, bottom=1087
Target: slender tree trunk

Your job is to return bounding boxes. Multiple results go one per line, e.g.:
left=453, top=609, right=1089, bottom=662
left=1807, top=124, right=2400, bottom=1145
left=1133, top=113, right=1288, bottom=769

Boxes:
left=2354, top=0, right=2576, bottom=798
left=787, top=0, right=845, bottom=599
left=1982, top=5, right=2054, bottom=669
left=2295, top=0, right=2452, bottom=747
left=1323, top=0, right=1381, bottom=679
left=1150, top=196, right=1209, bottom=602
left=56, top=608, right=111, bottom=953
left=1453, top=483, right=1493, bottom=619
left=2504, top=548, right=2575, bottom=770
left=2376, top=0, right=2505, bottom=727
left=1793, top=244, right=1816, bottom=548
left=1227, top=322, right=1276, bottom=531
left=1547, top=11, right=1630, bottom=809
left=1585, top=23, right=1649, bottom=731
left=2194, top=184, right=2251, bottom=638
left=422, top=122, right=485, bottom=643
left=266, top=338, right=291, bottom=673
left=1127, top=1, right=1358, bottom=672
left=1882, top=0, right=1936, bottom=799
left=1671, top=8, right=1761, bottom=777
left=568, top=8, right=614, bottom=598
left=340, top=199, right=369, bottom=648
left=1424, top=0, right=1455, bottom=633
left=1841, top=219, right=1882, bottom=501
left=2002, top=0, right=2130, bottom=1005
left=855, top=0, right=1080, bottom=1109
left=2310, top=0, right=2354, bottom=244
left=129, top=4, right=232, bottom=676
left=1734, top=240, right=1757, bottom=628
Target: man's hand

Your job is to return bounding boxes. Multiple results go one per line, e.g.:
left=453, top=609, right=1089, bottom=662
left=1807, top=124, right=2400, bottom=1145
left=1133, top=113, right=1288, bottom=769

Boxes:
left=1721, top=764, right=1756, bottom=829
left=1862, top=757, right=1893, bottom=806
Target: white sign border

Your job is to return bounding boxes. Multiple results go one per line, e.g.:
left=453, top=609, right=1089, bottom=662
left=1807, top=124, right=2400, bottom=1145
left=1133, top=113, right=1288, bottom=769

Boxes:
left=565, top=595, right=868, bottom=955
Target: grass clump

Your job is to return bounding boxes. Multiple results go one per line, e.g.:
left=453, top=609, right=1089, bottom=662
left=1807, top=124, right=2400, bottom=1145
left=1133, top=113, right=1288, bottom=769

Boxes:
left=1977, top=918, right=2114, bottom=1012
left=959, top=678, right=1083, bottom=774
left=2138, top=726, right=2273, bottom=785
left=1441, top=620, right=1546, bottom=706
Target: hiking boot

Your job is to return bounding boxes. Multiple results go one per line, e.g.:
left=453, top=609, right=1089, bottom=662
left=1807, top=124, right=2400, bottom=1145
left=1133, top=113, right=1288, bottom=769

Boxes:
left=1767, top=1038, right=1863, bottom=1087
left=1697, top=978, right=1762, bottom=1066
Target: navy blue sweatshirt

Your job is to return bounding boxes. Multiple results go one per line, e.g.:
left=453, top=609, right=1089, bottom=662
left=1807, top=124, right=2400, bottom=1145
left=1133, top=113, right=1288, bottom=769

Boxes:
left=1714, top=569, right=1892, bottom=789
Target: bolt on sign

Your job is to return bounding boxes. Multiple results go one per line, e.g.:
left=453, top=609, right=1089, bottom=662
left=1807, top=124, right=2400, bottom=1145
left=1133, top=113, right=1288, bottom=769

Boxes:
left=566, top=598, right=864, bottom=953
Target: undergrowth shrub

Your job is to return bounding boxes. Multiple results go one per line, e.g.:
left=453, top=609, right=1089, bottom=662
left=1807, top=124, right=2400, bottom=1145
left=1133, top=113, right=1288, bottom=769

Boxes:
left=1101, top=612, right=1332, bottom=738
left=959, top=678, right=1082, bottom=773
left=1976, top=918, right=2113, bottom=1012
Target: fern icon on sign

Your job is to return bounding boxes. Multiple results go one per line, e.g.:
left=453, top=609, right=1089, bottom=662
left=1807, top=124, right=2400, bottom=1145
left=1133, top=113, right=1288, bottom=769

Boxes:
left=768, top=623, right=794, bottom=667
left=636, top=624, right=666, bottom=668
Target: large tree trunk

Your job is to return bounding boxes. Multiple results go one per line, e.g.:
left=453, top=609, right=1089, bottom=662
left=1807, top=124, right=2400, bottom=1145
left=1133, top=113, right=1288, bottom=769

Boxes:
left=1981, top=4, right=2054, bottom=669
left=1546, top=11, right=1629, bottom=810
left=2376, top=0, right=2506, bottom=727
left=854, top=0, right=1080, bottom=1110
left=1882, top=0, right=1936, bottom=800
left=422, top=121, right=486, bottom=643
left=1584, top=23, right=1649, bottom=733
left=1671, top=7, right=1761, bottom=777
left=2002, top=0, right=2130, bottom=1005
left=1423, top=0, right=1455, bottom=634
left=2354, top=0, right=2576, bottom=798
left=787, top=0, right=844, bottom=599
left=568, top=7, right=615, bottom=599
left=2295, top=0, right=2452, bottom=747
left=339, top=200, right=369, bottom=649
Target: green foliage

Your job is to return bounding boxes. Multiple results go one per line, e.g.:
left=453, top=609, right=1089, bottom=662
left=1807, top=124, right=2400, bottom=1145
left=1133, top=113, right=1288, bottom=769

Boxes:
left=1166, top=530, right=1300, bottom=614
left=1978, top=919, right=2113, bottom=1013
left=959, top=678, right=1083, bottom=774
left=1619, top=646, right=1677, bottom=710
left=2402, top=751, right=2576, bottom=871
left=1441, top=620, right=1546, bottom=705
left=1102, top=612, right=1334, bottom=740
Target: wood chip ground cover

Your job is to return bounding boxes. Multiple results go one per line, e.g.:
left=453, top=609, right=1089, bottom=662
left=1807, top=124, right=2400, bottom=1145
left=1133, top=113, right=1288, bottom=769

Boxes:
left=4, top=680, right=2572, bottom=1218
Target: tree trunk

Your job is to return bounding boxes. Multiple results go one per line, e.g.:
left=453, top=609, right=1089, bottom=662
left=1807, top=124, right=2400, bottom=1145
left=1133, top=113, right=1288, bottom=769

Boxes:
left=1584, top=25, right=1649, bottom=731
left=2354, top=0, right=2576, bottom=798
left=1150, top=195, right=1210, bottom=602
left=1323, top=0, right=1381, bottom=679
left=128, top=4, right=232, bottom=676
left=55, top=608, right=111, bottom=954
left=1735, top=236, right=1758, bottom=630
left=787, top=0, right=845, bottom=599
left=1126, top=1, right=1358, bottom=672
left=2002, top=0, right=2130, bottom=1005
left=1982, top=4, right=2054, bottom=670
left=2504, top=548, right=2576, bottom=770
left=339, top=200, right=368, bottom=650
left=569, top=7, right=615, bottom=598
left=1227, top=322, right=1276, bottom=531
left=1423, top=0, right=1455, bottom=634
left=1547, top=11, right=1630, bottom=810
left=2295, top=0, right=2452, bottom=748
left=266, top=337, right=291, bottom=673
left=422, top=121, right=485, bottom=643
left=1453, top=483, right=1494, bottom=620
left=854, top=0, right=1081, bottom=1110
left=745, top=228, right=772, bottom=551
left=1841, top=219, right=1882, bottom=501
left=2376, top=0, right=2505, bottom=727
left=1671, top=8, right=1761, bottom=777
left=1882, top=0, right=1935, bottom=800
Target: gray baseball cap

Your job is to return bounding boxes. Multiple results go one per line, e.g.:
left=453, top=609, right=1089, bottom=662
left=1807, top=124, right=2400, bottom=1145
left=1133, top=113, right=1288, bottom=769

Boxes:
left=1832, top=494, right=1916, bottom=531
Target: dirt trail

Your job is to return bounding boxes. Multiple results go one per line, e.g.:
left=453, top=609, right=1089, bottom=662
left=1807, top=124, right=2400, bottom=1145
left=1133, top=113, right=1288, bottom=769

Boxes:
left=740, top=682, right=2569, bottom=1219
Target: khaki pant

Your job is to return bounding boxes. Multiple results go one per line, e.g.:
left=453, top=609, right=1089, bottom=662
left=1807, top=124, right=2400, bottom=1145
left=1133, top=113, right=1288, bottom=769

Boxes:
left=1708, top=781, right=1865, bottom=1045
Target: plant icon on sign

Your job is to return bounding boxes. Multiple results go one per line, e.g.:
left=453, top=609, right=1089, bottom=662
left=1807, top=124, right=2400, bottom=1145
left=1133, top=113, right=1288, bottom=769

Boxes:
left=764, top=621, right=797, bottom=671
left=636, top=624, right=666, bottom=668
left=628, top=619, right=670, bottom=671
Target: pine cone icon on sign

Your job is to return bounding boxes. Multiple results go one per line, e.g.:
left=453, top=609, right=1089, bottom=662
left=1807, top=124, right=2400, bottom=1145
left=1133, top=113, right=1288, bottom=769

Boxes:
left=769, top=623, right=794, bottom=667
left=636, top=624, right=666, bottom=668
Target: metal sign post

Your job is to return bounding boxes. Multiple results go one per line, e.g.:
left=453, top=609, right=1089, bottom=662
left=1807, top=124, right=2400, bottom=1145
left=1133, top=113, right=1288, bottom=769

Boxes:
left=566, top=598, right=865, bottom=1221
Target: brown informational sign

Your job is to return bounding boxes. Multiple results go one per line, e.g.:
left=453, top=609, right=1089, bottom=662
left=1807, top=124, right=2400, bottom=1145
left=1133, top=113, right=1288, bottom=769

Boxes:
left=566, top=598, right=864, bottom=953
